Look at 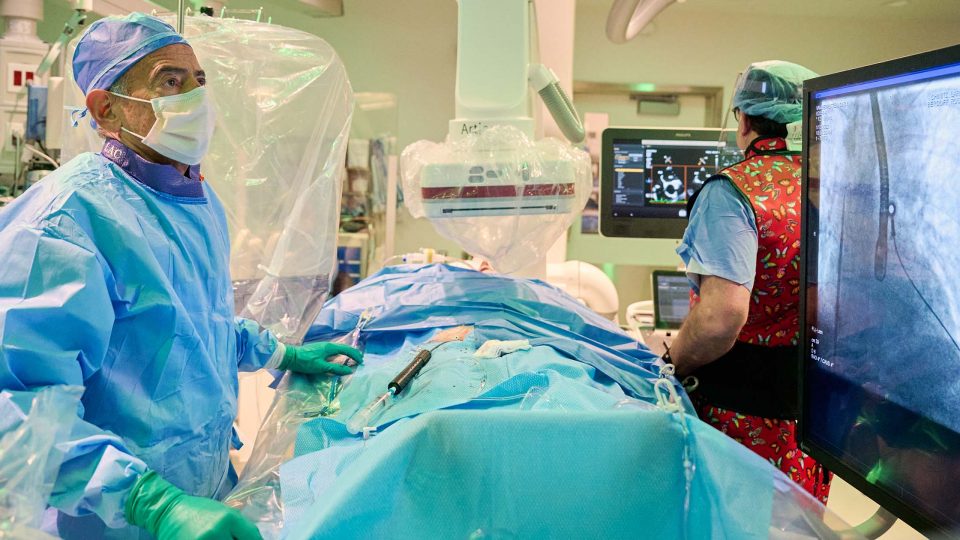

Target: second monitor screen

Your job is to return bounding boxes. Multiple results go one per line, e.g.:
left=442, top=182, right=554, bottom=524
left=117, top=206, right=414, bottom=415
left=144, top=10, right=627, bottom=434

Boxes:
left=612, top=139, right=742, bottom=219
left=655, top=272, right=692, bottom=329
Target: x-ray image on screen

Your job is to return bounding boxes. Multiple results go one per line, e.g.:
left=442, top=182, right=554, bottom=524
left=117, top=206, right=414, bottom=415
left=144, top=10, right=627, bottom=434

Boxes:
left=813, top=78, right=960, bottom=430
left=805, top=59, right=960, bottom=532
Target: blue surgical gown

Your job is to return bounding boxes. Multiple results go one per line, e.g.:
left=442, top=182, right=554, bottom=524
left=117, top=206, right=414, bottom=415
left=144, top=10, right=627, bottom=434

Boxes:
left=676, top=178, right=758, bottom=293
left=0, top=144, right=280, bottom=539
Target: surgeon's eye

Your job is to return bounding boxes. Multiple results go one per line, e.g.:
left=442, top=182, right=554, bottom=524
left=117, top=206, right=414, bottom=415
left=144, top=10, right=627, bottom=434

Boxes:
left=163, top=77, right=181, bottom=89
left=197, top=76, right=206, bottom=86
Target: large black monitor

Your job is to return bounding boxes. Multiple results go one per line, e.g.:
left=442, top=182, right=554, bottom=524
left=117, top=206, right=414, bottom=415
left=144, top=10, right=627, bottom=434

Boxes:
left=599, top=127, right=741, bottom=238
left=801, top=44, right=960, bottom=536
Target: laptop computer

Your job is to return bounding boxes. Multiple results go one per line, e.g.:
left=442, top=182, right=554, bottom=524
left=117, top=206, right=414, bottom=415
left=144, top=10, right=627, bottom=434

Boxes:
left=631, top=270, right=691, bottom=356
left=652, top=270, right=691, bottom=335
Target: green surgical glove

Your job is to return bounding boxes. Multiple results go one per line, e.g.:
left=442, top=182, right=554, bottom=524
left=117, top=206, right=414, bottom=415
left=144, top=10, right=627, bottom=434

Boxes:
left=279, top=342, right=363, bottom=375
left=125, top=471, right=262, bottom=540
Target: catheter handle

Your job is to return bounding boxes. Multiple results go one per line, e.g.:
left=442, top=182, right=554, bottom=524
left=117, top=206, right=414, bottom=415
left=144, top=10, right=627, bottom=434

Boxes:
left=388, top=349, right=432, bottom=395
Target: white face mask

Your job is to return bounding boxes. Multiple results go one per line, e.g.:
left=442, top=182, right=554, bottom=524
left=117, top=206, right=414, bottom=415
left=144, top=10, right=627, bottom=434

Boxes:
left=111, top=86, right=216, bottom=166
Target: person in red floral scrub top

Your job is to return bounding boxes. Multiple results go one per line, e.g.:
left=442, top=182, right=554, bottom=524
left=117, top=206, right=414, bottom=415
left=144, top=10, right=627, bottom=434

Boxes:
left=667, top=61, right=832, bottom=503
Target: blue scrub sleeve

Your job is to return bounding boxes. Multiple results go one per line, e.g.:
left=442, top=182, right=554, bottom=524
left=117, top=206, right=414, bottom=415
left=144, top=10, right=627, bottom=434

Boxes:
left=676, top=178, right=758, bottom=293
left=235, top=317, right=282, bottom=371
left=0, top=225, right=146, bottom=528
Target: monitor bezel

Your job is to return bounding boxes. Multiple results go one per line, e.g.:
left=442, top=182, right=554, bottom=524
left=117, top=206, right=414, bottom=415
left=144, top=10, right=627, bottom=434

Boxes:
left=651, top=269, right=689, bottom=330
left=798, top=43, right=960, bottom=537
left=599, top=127, right=738, bottom=239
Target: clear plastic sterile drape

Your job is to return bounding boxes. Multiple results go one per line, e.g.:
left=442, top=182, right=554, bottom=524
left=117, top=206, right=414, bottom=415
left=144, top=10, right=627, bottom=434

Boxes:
left=62, top=16, right=353, bottom=343
left=0, top=386, right=82, bottom=539
left=401, top=126, right=592, bottom=273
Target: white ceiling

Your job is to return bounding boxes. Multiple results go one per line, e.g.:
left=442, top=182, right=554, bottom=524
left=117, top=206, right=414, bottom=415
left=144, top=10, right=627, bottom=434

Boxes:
left=578, top=0, right=960, bottom=21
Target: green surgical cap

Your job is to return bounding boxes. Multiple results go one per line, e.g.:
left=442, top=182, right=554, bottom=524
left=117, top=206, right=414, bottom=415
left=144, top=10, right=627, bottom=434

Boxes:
left=732, top=60, right=819, bottom=124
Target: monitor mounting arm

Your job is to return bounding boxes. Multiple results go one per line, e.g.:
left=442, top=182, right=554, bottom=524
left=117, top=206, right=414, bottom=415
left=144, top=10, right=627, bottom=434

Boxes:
left=450, top=0, right=583, bottom=143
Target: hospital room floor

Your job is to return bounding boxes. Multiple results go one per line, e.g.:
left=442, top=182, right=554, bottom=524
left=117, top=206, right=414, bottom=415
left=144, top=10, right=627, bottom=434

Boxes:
left=827, top=477, right=924, bottom=539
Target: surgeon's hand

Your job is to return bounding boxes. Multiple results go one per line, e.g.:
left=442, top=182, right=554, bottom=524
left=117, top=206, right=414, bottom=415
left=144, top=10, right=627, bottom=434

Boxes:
left=279, top=342, right=363, bottom=375
left=125, top=471, right=262, bottom=540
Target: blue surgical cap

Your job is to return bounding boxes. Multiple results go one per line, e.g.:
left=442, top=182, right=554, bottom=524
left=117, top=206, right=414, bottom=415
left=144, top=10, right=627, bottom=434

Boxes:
left=732, top=60, right=818, bottom=125
left=72, top=13, right=189, bottom=95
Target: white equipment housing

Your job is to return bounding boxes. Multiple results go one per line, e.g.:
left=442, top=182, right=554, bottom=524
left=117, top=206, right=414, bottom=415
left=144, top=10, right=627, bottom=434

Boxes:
left=546, top=260, right=620, bottom=321
left=417, top=0, right=584, bottom=219
left=606, top=0, right=678, bottom=44
left=420, top=153, right=578, bottom=218
left=448, top=0, right=533, bottom=139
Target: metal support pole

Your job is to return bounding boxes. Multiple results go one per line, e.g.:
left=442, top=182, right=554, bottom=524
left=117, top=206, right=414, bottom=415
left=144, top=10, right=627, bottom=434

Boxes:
left=385, top=155, right=398, bottom=260
left=839, top=507, right=898, bottom=539
left=177, top=0, right=185, bottom=33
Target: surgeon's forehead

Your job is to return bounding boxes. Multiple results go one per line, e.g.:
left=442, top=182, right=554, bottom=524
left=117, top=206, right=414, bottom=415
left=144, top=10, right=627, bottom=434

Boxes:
left=124, top=43, right=204, bottom=87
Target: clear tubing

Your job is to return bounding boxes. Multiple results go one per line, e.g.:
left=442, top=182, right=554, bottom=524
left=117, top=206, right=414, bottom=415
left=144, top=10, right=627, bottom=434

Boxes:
left=325, top=310, right=375, bottom=405
left=345, top=390, right=393, bottom=435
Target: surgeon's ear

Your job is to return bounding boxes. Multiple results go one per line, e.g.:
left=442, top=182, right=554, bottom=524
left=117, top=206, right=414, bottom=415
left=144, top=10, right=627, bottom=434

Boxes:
left=86, top=89, right=122, bottom=137
left=738, top=114, right=752, bottom=137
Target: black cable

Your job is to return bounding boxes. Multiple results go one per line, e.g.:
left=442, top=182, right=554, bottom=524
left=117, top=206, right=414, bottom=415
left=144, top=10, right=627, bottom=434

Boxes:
left=833, top=194, right=846, bottom=354
left=427, top=340, right=456, bottom=354
left=890, top=218, right=960, bottom=353
left=869, top=94, right=958, bottom=352
left=37, top=139, right=51, bottom=157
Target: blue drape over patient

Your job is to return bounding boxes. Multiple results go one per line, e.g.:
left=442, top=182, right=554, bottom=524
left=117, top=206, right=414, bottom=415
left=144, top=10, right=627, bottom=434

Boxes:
left=230, top=265, right=841, bottom=539
left=307, top=264, right=670, bottom=403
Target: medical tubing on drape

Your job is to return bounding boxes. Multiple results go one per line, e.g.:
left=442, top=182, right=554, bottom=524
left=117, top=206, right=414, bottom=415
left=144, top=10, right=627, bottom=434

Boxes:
left=325, top=309, right=376, bottom=407
left=655, top=364, right=695, bottom=539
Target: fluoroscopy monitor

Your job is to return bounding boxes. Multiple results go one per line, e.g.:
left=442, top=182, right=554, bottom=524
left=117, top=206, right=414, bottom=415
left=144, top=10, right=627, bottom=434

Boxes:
left=800, top=44, right=960, bottom=536
left=599, top=127, right=742, bottom=238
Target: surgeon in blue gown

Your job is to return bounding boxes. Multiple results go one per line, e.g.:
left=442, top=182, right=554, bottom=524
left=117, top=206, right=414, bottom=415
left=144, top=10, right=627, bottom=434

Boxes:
left=0, top=13, right=360, bottom=540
